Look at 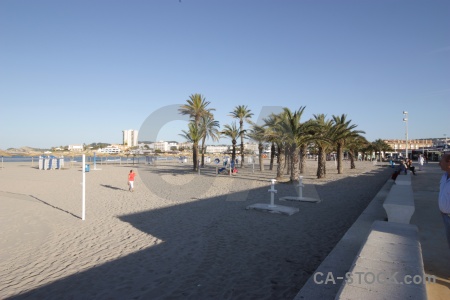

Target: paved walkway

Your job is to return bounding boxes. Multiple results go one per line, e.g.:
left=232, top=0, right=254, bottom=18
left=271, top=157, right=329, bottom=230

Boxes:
left=295, top=162, right=450, bottom=299
left=410, top=162, right=450, bottom=299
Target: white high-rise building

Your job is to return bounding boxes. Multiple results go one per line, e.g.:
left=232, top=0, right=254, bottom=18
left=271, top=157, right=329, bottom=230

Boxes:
left=123, top=129, right=138, bottom=147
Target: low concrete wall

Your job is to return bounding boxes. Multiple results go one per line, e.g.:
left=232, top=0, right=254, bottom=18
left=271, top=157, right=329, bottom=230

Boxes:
left=335, top=221, right=427, bottom=299
left=395, top=172, right=411, bottom=185
left=295, top=170, right=425, bottom=299
left=383, top=184, right=415, bottom=224
left=294, top=180, right=394, bottom=299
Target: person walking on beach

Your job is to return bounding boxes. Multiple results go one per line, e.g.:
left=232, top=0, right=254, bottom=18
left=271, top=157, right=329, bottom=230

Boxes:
left=128, top=169, right=136, bottom=192
left=438, top=153, right=450, bottom=249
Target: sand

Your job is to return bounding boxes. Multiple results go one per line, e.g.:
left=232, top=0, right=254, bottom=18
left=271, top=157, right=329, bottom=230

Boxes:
left=0, top=159, right=392, bottom=299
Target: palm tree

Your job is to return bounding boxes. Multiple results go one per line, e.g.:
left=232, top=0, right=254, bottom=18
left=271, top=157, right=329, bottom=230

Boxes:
left=263, top=114, right=281, bottom=171
left=179, top=94, right=215, bottom=126
left=221, top=122, right=242, bottom=162
left=247, top=123, right=266, bottom=171
left=230, top=105, right=253, bottom=167
left=332, top=114, right=365, bottom=174
left=277, top=107, right=307, bottom=182
left=179, top=122, right=203, bottom=171
left=263, top=111, right=290, bottom=180
left=179, top=94, right=215, bottom=171
left=298, top=119, right=317, bottom=174
left=380, top=140, right=393, bottom=161
left=346, top=135, right=369, bottom=169
left=199, top=115, right=220, bottom=167
left=312, top=114, right=335, bottom=179
left=361, top=142, right=375, bottom=161
left=372, top=139, right=392, bottom=162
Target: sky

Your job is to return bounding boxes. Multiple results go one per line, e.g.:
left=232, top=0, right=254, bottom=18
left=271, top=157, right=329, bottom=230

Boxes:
left=1, top=0, right=449, bottom=149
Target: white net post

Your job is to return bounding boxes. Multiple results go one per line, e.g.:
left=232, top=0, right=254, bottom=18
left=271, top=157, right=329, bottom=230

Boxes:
left=82, top=154, right=86, bottom=221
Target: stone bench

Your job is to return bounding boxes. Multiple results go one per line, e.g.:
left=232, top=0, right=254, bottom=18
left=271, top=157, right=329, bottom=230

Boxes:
left=383, top=184, right=415, bottom=224
left=335, top=220, right=427, bottom=300
left=395, top=172, right=411, bottom=186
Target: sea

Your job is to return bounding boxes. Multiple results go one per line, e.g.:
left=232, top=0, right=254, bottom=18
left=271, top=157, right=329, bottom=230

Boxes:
left=0, top=155, right=178, bottom=163
left=0, top=156, right=97, bottom=163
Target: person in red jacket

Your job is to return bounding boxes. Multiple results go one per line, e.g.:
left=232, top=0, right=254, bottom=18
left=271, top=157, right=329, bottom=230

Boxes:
left=128, top=169, right=136, bottom=192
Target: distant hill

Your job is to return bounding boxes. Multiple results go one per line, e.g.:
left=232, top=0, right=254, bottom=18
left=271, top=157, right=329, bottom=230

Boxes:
left=6, top=146, right=51, bottom=154
left=0, top=149, right=11, bottom=156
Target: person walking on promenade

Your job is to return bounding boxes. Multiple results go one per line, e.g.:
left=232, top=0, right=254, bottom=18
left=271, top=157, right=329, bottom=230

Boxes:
left=438, top=153, right=450, bottom=249
left=128, top=169, right=136, bottom=192
left=418, top=154, right=424, bottom=171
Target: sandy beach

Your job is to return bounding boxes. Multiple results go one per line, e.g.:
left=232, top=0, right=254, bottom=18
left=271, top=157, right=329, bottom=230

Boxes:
left=0, top=159, right=392, bottom=299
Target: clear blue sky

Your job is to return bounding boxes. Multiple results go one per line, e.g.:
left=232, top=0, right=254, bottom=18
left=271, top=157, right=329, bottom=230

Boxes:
left=1, top=0, right=449, bottom=149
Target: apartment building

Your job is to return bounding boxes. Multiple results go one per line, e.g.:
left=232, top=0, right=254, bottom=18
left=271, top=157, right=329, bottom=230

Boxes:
left=123, top=129, right=138, bottom=147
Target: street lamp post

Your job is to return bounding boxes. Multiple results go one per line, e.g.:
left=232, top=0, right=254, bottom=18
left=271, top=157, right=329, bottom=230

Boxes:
left=403, top=111, right=408, bottom=159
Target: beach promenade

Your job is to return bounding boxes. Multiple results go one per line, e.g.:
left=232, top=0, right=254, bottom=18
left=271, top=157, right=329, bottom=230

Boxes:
left=410, top=162, right=450, bottom=299
left=0, top=159, right=447, bottom=299
left=295, top=161, right=450, bottom=299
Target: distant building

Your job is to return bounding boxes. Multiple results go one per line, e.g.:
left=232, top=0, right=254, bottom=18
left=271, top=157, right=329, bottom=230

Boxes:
left=137, top=143, right=152, bottom=149
left=244, top=143, right=259, bottom=153
left=168, top=142, right=178, bottom=150
left=68, top=144, right=84, bottom=152
left=178, top=142, right=193, bottom=150
left=205, top=143, right=258, bottom=154
left=206, top=145, right=229, bottom=154
left=384, top=139, right=433, bottom=152
left=98, top=145, right=122, bottom=154
left=153, top=141, right=170, bottom=152
left=123, top=129, right=138, bottom=147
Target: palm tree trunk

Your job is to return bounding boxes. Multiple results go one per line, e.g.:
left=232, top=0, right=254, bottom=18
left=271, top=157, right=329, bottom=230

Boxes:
left=270, top=142, right=275, bottom=170
left=337, top=143, right=343, bottom=174
left=232, top=141, right=236, bottom=162
left=317, top=146, right=326, bottom=178
left=285, top=145, right=290, bottom=175
left=258, top=143, right=264, bottom=171
left=201, top=136, right=206, bottom=167
left=276, top=144, right=285, bottom=180
left=299, top=144, right=307, bottom=174
left=240, top=120, right=245, bottom=168
left=349, top=150, right=356, bottom=169
left=193, top=143, right=199, bottom=171
left=290, top=143, right=299, bottom=182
